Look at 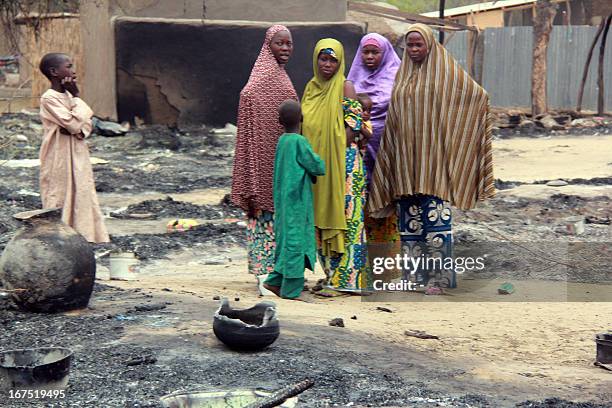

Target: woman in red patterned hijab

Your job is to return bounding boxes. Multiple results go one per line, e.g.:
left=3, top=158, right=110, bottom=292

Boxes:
left=231, top=25, right=298, bottom=278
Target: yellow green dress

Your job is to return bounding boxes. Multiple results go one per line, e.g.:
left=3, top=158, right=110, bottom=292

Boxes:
left=301, top=38, right=369, bottom=293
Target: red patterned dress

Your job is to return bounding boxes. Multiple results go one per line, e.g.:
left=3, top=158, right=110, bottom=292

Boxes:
left=231, top=25, right=298, bottom=275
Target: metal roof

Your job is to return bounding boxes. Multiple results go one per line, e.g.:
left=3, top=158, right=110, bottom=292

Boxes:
left=421, top=0, right=559, bottom=18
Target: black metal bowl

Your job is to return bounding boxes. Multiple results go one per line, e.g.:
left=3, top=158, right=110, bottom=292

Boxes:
left=596, top=333, right=612, bottom=364
left=213, top=298, right=280, bottom=351
left=0, top=347, right=72, bottom=391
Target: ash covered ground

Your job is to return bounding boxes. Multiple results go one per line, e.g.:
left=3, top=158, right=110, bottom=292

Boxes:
left=0, top=113, right=244, bottom=258
left=0, top=113, right=611, bottom=407
left=1, top=284, right=610, bottom=408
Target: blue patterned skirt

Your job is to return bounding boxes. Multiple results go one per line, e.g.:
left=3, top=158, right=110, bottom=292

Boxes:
left=398, top=194, right=456, bottom=288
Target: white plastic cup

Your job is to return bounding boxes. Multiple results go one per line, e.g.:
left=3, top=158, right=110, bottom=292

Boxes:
left=565, top=216, right=585, bottom=235
left=109, top=252, right=139, bottom=281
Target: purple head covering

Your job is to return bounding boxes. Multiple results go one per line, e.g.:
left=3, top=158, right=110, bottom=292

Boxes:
left=347, top=33, right=400, bottom=187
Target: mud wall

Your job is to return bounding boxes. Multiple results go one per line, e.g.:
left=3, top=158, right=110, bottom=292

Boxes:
left=79, top=0, right=118, bottom=120
left=107, top=0, right=346, bottom=21
left=115, top=18, right=365, bottom=127
left=201, top=0, right=347, bottom=22
left=79, top=0, right=347, bottom=120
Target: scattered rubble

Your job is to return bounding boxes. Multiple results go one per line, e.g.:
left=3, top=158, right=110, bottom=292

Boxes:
left=404, top=330, right=440, bottom=340
left=536, top=114, right=566, bottom=131
left=497, top=282, right=515, bottom=295
left=570, top=118, right=600, bottom=128
left=133, top=303, right=167, bottom=312
left=546, top=179, right=569, bottom=187
left=125, top=354, right=157, bottom=366
left=516, top=398, right=610, bottom=408
left=0, top=115, right=235, bottom=196
left=491, top=109, right=611, bottom=138
left=92, top=117, right=130, bottom=137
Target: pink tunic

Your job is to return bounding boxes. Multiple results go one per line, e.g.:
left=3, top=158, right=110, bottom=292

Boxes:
left=39, top=89, right=109, bottom=243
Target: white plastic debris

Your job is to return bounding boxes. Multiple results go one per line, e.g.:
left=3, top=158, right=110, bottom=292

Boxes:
left=210, top=123, right=237, bottom=136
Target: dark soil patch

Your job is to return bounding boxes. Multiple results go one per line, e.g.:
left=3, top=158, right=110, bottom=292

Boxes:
left=0, top=113, right=42, bottom=161
left=96, top=223, right=246, bottom=261
left=0, top=118, right=235, bottom=195
left=0, top=165, right=39, bottom=195
left=496, top=178, right=612, bottom=192
left=0, top=186, right=44, bottom=253
left=0, top=185, right=41, bottom=209
left=533, top=177, right=612, bottom=186
left=516, top=398, right=611, bottom=408
left=93, top=163, right=231, bottom=194
left=110, top=196, right=242, bottom=220
left=495, top=179, right=526, bottom=190
left=546, top=194, right=587, bottom=209
left=137, top=125, right=183, bottom=151
left=494, top=123, right=612, bottom=139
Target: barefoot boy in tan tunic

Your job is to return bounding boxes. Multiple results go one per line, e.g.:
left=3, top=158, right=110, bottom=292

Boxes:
left=38, top=53, right=109, bottom=243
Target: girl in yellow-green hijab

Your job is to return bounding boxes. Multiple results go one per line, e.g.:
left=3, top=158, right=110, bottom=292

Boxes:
left=302, top=38, right=368, bottom=295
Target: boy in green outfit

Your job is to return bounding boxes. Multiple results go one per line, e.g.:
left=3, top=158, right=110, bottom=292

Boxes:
left=264, top=100, right=325, bottom=300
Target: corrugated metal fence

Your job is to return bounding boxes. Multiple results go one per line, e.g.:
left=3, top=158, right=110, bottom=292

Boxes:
left=442, top=26, right=612, bottom=111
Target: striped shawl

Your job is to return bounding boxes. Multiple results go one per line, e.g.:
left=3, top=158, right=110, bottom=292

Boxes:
left=368, top=24, right=495, bottom=217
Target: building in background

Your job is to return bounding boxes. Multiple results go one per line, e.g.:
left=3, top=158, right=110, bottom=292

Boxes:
left=422, top=0, right=612, bottom=29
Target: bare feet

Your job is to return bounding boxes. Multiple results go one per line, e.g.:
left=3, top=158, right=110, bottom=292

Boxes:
left=283, top=292, right=314, bottom=303
left=263, top=283, right=281, bottom=297
left=263, top=284, right=314, bottom=302
left=314, top=288, right=350, bottom=298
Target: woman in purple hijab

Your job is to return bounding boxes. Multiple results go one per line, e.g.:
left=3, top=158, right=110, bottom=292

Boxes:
left=348, top=33, right=400, bottom=186
left=348, top=33, right=401, bottom=246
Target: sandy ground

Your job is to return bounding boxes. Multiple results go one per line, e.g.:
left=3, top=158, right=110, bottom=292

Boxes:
left=493, top=135, right=612, bottom=182
left=92, top=134, right=612, bottom=405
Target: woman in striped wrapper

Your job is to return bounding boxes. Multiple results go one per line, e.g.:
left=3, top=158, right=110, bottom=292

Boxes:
left=368, top=24, right=495, bottom=291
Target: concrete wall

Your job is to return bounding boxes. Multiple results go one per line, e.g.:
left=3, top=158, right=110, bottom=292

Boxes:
left=115, top=18, right=365, bottom=126
left=80, top=0, right=347, bottom=120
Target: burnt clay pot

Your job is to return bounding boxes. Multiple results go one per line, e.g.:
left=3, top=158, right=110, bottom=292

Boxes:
left=213, top=298, right=279, bottom=351
left=0, top=208, right=96, bottom=313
